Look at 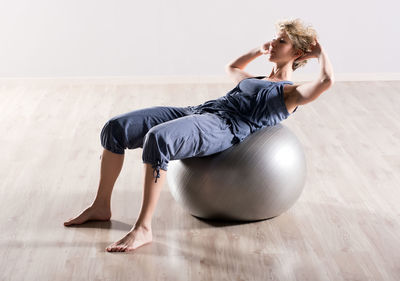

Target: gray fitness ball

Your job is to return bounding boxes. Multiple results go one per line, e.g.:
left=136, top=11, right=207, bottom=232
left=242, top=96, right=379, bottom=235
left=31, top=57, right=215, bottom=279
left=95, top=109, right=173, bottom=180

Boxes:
left=167, top=123, right=307, bottom=221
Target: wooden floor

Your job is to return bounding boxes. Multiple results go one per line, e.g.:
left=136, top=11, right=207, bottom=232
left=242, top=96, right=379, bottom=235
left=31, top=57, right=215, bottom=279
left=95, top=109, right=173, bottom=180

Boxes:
left=0, top=78, right=399, bottom=280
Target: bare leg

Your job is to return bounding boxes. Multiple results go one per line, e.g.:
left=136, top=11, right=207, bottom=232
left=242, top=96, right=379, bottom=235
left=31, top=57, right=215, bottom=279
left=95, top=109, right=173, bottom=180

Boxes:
left=106, top=163, right=167, bottom=252
left=93, top=149, right=125, bottom=207
left=64, top=149, right=124, bottom=226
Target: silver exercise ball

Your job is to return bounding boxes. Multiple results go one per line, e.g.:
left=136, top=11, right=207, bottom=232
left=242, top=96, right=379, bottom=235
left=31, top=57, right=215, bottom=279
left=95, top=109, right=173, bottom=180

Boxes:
left=166, top=123, right=307, bottom=221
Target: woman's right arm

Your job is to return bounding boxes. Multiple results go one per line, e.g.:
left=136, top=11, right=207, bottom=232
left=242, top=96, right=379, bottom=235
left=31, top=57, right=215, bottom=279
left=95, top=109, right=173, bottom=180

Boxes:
left=225, top=44, right=269, bottom=84
left=225, top=46, right=264, bottom=70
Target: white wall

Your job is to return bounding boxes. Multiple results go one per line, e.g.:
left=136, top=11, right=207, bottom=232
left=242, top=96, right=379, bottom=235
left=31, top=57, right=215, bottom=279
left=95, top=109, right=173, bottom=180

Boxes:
left=0, top=0, right=398, bottom=78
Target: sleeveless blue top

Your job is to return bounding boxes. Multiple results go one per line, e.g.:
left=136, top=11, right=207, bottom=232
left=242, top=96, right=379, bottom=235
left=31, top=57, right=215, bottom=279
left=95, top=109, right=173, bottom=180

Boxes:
left=188, top=75, right=298, bottom=144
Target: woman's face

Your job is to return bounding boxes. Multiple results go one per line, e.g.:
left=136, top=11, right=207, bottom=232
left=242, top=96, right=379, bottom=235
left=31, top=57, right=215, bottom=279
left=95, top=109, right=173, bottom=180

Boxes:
left=267, top=30, right=300, bottom=63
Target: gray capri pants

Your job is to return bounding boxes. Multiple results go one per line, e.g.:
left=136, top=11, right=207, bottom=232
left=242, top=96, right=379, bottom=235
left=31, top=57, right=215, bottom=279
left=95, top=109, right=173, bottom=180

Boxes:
left=100, top=106, right=236, bottom=183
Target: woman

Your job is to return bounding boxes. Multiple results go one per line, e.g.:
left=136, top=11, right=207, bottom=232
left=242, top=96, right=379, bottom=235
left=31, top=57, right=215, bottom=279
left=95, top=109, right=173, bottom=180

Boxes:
left=64, top=18, right=334, bottom=252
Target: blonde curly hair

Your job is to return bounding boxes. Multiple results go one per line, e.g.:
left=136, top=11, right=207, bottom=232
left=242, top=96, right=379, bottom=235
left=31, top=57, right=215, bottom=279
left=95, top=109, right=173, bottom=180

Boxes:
left=275, top=18, right=318, bottom=71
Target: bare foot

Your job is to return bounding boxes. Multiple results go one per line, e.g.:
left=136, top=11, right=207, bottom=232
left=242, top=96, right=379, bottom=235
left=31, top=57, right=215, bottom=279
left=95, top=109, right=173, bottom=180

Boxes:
left=106, top=225, right=153, bottom=252
left=64, top=204, right=111, bottom=226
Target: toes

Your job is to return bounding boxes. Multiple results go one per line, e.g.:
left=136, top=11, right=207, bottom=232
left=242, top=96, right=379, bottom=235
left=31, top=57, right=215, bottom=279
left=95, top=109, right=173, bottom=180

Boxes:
left=120, top=243, right=130, bottom=252
left=106, top=242, right=125, bottom=252
left=64, top=219, right=74, bottom=226
left=64, top=217, right=81, bottom=226
left=106, top=241, right=132, bottom=252
left=106, top=234, right=144, bottom=253
left=106, top=243, right=116, bottom=252
left=107, top=245, right=116, bottom=252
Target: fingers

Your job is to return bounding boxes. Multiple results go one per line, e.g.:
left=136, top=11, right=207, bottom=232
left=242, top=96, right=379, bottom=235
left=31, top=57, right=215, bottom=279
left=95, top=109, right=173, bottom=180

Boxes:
left=262, top=41, right=271, bottom=49
left=260, top=46, right=269, bottom=54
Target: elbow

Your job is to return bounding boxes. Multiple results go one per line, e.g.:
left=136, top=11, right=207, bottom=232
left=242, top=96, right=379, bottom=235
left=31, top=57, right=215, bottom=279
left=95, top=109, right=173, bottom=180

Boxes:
left=321, top=76, right=335, bottom=87
left=225, top=64, right=236, bottom=74
left=327, top=75, right=335, bottom=85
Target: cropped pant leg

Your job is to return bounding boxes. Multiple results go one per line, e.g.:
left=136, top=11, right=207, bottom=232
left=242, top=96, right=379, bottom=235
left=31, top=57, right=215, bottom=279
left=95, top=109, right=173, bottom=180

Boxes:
left=100, top=105, right=194, bottom=154
left=100, top=106, right=236, bottom=183
left=141, top=113, right=236, bottom=183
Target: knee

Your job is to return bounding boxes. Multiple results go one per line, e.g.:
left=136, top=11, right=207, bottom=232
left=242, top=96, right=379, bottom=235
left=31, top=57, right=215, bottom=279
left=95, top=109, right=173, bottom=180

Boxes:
left=100, top=119, right=126, bottom=154
left=142, top=128, right=166, bottom=151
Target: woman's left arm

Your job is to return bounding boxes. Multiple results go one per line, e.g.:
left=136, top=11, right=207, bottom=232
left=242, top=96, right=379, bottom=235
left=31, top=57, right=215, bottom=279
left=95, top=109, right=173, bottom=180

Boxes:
left=292, top=41, right=335, bottom=105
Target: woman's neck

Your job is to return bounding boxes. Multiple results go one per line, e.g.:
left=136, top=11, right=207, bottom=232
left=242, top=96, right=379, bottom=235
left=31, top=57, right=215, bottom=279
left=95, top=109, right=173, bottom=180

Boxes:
left=267, top=63, right=293, bottom=81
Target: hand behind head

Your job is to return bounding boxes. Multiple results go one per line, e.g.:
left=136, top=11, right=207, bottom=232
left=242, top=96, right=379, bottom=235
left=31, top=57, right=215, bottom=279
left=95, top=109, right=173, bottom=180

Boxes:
left=296, top=39, right=322, bottom=62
